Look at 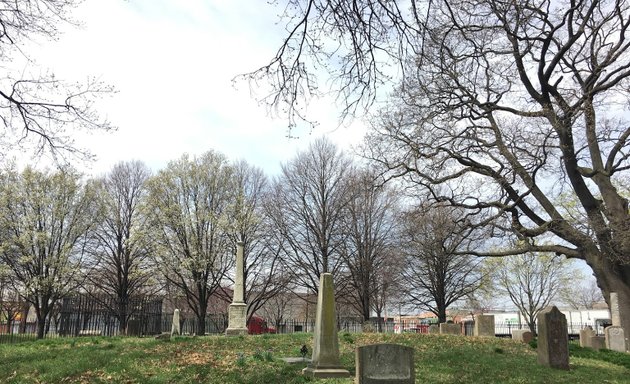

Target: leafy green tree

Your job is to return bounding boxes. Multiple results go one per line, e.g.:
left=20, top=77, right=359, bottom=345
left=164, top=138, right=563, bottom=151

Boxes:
left=144, top=152, right=234, bottom=336
left=0, top=166, right=101, bottom=338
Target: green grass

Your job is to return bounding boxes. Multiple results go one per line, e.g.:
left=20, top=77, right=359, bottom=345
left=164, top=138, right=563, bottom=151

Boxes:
left=0, top=333, right=628, bottom=383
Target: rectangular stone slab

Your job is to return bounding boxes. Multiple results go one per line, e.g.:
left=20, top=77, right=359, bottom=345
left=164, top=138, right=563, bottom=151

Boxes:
left=356, top=343, right=414, bottom=384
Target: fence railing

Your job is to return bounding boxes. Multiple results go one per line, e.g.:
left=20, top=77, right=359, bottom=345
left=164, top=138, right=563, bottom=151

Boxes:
left=0, top=314, right=604, bottom=344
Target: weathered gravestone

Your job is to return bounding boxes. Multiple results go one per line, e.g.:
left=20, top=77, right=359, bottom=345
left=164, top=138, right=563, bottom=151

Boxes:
left=579, top=328, right=595, bottom=348
left=439, top=323, right=461, bottom=335
left=605, top=326, right=627, bottom=353
left=356, top=344, right=414, bottom=384
left=171, top=308, right=181, bottom=336
left=302, top=273, right=350, bottom=378
left=474, top=315, right=495, bottom=337
left=428, top=325, right=439, bottom=334
left=127, top=319, right=141, bottom=336
left=608, top=292, right=628, bottom=352
left=512, top=329, right=533, bottom=344
left=226, top=241, right=248, bottom=336
left=590, top=336, right=606, bottom=351
left=610, top=292, right=621, bottom=327
left=537, top=306, right=569, bottom=370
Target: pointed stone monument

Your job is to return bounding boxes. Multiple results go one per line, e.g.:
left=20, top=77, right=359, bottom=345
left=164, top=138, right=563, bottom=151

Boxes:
left=171, top=308, right=181, bottom=336
left=302, top=273, right=350, bottom=378
left=225, top=240, right=248, bottom=336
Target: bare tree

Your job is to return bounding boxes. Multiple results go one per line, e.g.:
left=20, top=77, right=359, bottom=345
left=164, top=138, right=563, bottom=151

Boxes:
left=0, top=166, right=101, bottom=338
left=255, top=0, right=630, bottom=346
left=560, top=279, right=605, bottom=310
left=400, top=203, right=483, bottom=323
left=0, top=0, right=112, bottom=161
left=487, top=253, right=574, bottom=335
left=144, top=152, right=234, bottom=336
left=340, top=168, right=400, bottom=320
left=86, top=161, right=155, bottom=333
left=266, top=137, right=353, bottom=295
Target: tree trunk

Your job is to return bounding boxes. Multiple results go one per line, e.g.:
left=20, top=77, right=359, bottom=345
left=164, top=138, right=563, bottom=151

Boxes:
left=587, top=254, right=630, bottom=352
left=196, top=313, right=206, bottom=336
left=437, top=307, right=447, bottom=323
left=36, top=315, right=47, bottom=339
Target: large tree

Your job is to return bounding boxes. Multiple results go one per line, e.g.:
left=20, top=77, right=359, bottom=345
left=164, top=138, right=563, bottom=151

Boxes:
left=0, top=166, right=101, bottom=338
left=340, top=168, right=400, bottom=320
left=258, top=0, right=630, bottom=348
left=0, top=0, right=112, bottom=161
left=266, top=137, right=353, bottom=295
left=400, top=203, right=483, bottom=323
left=86, top=161, right=154, bottom=333
left=144, top=152, right=234, bottom=336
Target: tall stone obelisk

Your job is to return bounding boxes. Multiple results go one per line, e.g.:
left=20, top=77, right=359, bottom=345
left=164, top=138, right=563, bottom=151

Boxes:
left=226, top=240, right=248, bottom=336
left=302, top=273, right=350, bottom=378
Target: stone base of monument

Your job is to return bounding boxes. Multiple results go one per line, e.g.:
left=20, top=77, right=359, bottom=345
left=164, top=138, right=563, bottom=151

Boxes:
left=302, top=366, right=350, bottom=378
left=225, top=302, right=248, bottom=336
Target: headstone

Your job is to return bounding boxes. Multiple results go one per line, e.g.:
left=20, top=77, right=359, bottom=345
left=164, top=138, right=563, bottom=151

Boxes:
left=356, top=344, right=414, bottom=384
left=302, top=273, right=350, bottom=378
left=428, top=325, right=439, bottom=334
left=226, top=241, right=248, bottom=336
left=579, top=328, right=595, bottom=348
left=474, top=315, right=495, bottom=337
left=537, top=306, right=569, bottom=370
left=171, top=309, right=181, bottom=336
left=127, top=319, right=141, bottom=336
left=610, top=292, right=621, bottom=327
left=511, top=329, right=533, bottom=343
left=590, top=336, right=606, bottom=351
left=605, top=326, right=627, bottom=352
left=439, top=323, right=461, bottom=335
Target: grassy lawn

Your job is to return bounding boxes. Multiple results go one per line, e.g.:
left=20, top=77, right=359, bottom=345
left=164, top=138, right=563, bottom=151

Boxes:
left=0, top=332, right=629, bottom=383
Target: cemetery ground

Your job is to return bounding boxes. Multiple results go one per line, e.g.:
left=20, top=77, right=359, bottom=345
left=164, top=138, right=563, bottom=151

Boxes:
left=1, top=333, right=629, bottom=383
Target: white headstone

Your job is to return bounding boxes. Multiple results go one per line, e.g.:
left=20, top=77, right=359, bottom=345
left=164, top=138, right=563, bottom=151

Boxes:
left=171, top=308, right=181, bottom=336
left=226, top=241, right=248, bottom=336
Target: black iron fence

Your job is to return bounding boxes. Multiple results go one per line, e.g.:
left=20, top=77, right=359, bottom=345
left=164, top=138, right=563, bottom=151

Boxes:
left=0, top=308, right=604, bottom=344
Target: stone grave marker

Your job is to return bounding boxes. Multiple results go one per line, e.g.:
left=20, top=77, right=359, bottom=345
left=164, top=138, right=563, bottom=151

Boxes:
left=302, top=273, right=350, bottom=378
left=474, top=315, right=495, bottom=337
left=171, top=308, right=181, bottom=336
left=428, top=325, right=439, bottom=334
left=590, top=336, right=606, bottom=351
left=439, top=323, right=461, bottom=335
left=512, top=329, right=533, bottom=344
left=610, top=292, right=621, bottom=327
left=226, top=241, right=248, bottom=336
left=537, top=306, right=569, bottom=370
left=605, top=326, right=627, bottom=353
left=356, top=344, right=414, bottom=384
left=579, top=328, right=595, bottom=348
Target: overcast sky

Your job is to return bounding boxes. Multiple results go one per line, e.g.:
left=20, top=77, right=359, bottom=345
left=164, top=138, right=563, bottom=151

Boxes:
left=21, top=0, right=367, bottom=176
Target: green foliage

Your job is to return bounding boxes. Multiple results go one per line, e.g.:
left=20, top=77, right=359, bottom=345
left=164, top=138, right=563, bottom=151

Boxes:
left=341, top=332, right=354, bottom=344
left=236, top=352, right=247, bottom=367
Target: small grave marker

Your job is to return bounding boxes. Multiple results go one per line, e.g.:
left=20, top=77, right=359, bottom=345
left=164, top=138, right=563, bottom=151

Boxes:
left=474, top=315, right=495, bottom=337
left=356, top=344, right=414, bottom=384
